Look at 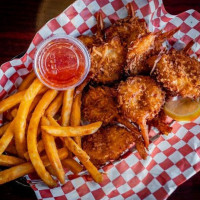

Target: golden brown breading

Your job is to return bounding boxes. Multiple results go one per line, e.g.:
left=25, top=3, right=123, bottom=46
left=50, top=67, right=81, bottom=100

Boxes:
left=125, top=28, right=180, bottom=76
left=82, top=85, right=147, bottom=159
left=78, top=35, right=100, bottom=49
left=90, top=36, right=125, bottom=84
left=118, top=76, right=165, bottom=148
left=105, top=3, right=148, bottom=46
left=79, top=12, right=125, bottom=85
left=82, top=125, right=135, bottom=166
left=126, top=33, right=156, bottom=75
left=82, top=86, right=117, bottom=125
left=149, top=50, right=200, bottom=98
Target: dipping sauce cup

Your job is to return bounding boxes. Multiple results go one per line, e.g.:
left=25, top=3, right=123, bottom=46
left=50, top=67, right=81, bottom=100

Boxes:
left=33, top=34, right=90, bottom=90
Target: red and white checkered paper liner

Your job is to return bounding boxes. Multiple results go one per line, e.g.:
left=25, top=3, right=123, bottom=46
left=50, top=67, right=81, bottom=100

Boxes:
left=1, top=0, right=200, bottom=199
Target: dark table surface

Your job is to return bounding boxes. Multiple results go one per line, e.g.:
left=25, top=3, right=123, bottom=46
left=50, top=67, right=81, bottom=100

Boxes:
left=0, top=0, right=200, bottom=199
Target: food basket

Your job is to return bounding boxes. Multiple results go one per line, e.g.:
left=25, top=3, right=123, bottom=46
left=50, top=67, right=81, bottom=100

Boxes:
left=0, top=0, right=200, bottom=199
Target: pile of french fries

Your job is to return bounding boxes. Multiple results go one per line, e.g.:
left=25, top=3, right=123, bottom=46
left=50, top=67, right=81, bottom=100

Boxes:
left=0, top=72, right=103, bottom=187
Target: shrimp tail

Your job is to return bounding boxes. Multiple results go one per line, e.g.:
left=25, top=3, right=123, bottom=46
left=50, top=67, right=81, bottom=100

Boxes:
left=135, top=141, right=148, bottom=159
left=96, top=12, right=104, bottom=32
left=139, top=119, right=149, bottom=149
left=183, top=40, right=195, bottom=53
left=116, top=116, right=148, bottom=159
left=116, top=115, right=139, bottom=137
left=159, top=26, right=180, bottom=41
left=126, top=3, right=135, bottom=18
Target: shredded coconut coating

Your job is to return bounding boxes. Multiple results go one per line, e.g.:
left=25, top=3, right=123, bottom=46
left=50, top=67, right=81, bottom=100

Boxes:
left=90, top=36, right=125, bottom=84
left=152, top=50, right=200, bottom=98
left=125, top=33, right=157, bottom=75
left=125, top=28, right=179, bottom=76
left=82, top=86, right=117, bottom=125
left=105, top=16, right=148, bottom=46
left=117, top=76, right=165, bottom=147
left=78, top=35, right=102, bottom=49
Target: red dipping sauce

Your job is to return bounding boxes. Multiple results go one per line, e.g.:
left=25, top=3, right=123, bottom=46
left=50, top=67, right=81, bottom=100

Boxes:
left=34, top=35, right=90, bottom=90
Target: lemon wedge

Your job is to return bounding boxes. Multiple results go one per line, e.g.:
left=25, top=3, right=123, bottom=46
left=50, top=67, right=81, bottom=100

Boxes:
left=164, top=97, right=200, bottom=121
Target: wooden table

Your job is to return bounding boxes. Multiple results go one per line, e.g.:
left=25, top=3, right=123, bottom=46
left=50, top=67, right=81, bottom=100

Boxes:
left=0, top=0, right=200, bottom=199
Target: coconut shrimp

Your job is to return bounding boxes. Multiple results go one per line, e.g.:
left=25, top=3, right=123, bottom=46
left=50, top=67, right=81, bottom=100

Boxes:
left=117, top=76, right=165, bottom=148
left=105, top=3, right=148, bottom=46
left=82, top=86, right=147, bottom=159
left=125, top=27, right=180, bottom=76
left=89, top=36, right=125, bottom=84
left=148, top=41, right=200, bottom=98
left=79, top=12, right=125, bottom=84
left=82, top=125, right=135, bottom=166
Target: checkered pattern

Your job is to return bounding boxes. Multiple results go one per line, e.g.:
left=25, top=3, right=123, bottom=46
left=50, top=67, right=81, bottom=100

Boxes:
left=1, top=0, right=200, bottom=199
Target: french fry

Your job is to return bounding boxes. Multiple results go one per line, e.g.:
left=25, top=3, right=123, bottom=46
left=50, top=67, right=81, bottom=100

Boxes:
left=70, top=93, right=82, bottom=126
left=46, top=92, right=63, bottom=117
left=0, top=84, right=46, bottom=117
left=0, top=121, right=15, bottom=155
left=14, top=79, right=43, bottom=158
left=1, top=96, right=43, bottom=159
left=27, top=89, right=58, bottom=187
left=41, top=116, right=65, bottom=184
left=46, top=165, right=57, bottom=176
left=10, top=108, right=18, bottom=118
left=81, top=160, right=103, bottom=183
left=41, top=148, right=68, bottom=166
left=37, top=140, right=45, bottom=153
left=0, top=92, right=44, bottom=157
left=0, top=155, right=25, bottom=166
left=70, top=92, right=82, bottom=146
left=0, top=95, right=42, bottom=139
left=4, top=94, right=42, bottom=125
left=37, top=86, right=48, bottom=95
left=47, top=116, right=102, bottom=183
left=64, top=137, right=91, bottom=162
left=0, top=162, right=35, bottom=185
left=62, top=159, right=83, bottom=174
left=0, top=123, right=10, bottom=137
left=0, top=147, right=68, bottom=185
left=27, top=94, right=45, bottom=124
left=48, top=116, right=90, bottom=163
left=24, top=139, right=44, bottom=161
left=61, top=89, right=74, bottom=126
left=64, top=136, right=103, bottom=183
left=29, top=94, right=43, bottom=113
left=18, top=71, right=36, bottom=91
left=41, top=121, right=102, bottom=137
left=0, top=90, right=25, bottom=114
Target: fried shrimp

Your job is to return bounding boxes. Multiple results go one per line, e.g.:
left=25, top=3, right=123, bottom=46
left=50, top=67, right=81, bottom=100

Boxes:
left=79, top=12, right=125, bottom=85
left=125, top=27, right=180, bottom=76
left=78, top=12, right=104, bottom=49
left=105, top=3, right=148, bottom=46
left=82, top=86, right=117, bottom=125
left=82, top=86, right=147, bottom=159
left=118, top=76, right=165, bottom=148
left=148, top=45, right=200, bottom=98
left=90, top=36, right=125, bottom=84
left=82, top=125, right=135, bottom=166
